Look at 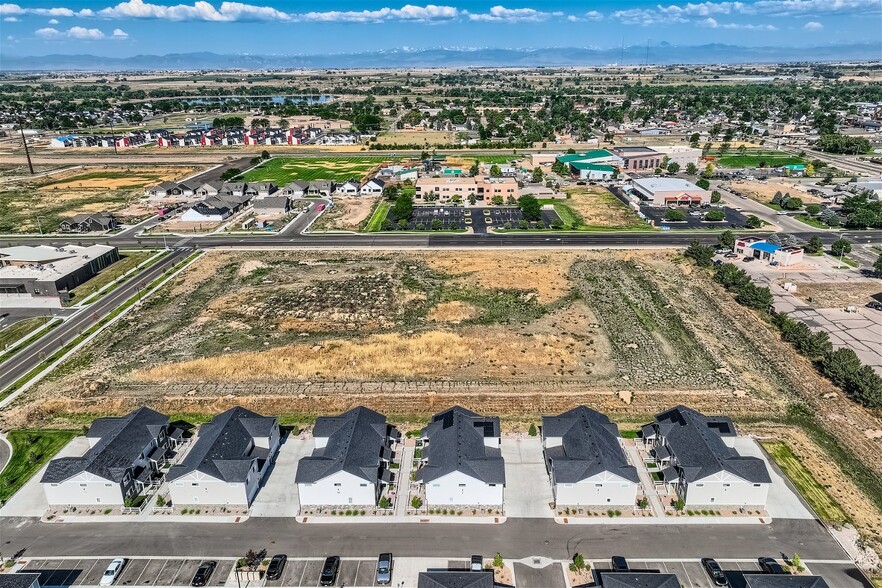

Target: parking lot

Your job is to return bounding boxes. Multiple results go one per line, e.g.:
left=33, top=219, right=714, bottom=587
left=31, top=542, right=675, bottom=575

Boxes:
left=20, top=558, right=234, bottom=587
left=593, top=559, right=765, bottom=588
left=639, top=205, right=750, bottom=229
left=391, top=206, right=562, bottom=234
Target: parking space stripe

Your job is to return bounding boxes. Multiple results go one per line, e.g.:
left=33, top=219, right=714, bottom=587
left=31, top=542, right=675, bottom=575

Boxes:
left=296, top=560, right=308, bottom=587
left=73, top=559, right=97, bottom=585
left=680, top=562, right=694, bottom=587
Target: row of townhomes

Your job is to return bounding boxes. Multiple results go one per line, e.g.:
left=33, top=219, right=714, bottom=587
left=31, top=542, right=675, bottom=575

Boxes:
left=49, top=127, right=361, bottom=149
left=39, top=404, right=770, bottom=510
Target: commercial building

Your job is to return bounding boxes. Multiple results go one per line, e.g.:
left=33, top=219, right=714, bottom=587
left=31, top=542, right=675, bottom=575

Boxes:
left=0, top=244, right=119, bottom=307
left=415, top=176, right=518, bottom=203
left=42, top=407, right=181, bottom=506
left=542, top=407, right=639, bottom=507
left=556, top=150, right=624, bottom=178
left=418, top=406, right=505, bottom=506
left=629, top=178, right=712, bottom=207
left=642, top=406, right=771, bottom=508
left=296, top=407, right=399, bottom=507
left=648, top=145, right=702, bottom=169
left=167, top=407, right=280, bottom=507
left=612, top=146, right=664, bottom=171
left=734, top=237, right=804, bottom=266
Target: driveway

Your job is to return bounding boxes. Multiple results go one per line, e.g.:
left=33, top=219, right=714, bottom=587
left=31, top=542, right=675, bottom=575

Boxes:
left=500, top=438, right=554, bottom=518
left=250, top=436, right=314, bottom=517
left=513, top=561, right=566, bottom=588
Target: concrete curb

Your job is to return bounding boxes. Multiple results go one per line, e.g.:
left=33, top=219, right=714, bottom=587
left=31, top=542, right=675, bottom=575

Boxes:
left=0, top=433, right=12, bottom=475
left=295, top=515, right=506, bottom=524
left=553, top=516, right=771, bottom=525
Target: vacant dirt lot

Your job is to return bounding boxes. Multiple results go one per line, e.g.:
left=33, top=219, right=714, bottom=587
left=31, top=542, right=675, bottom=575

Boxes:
left=731, top=180, right=826, bottom=204
left=312, top=196, right=376, bottom=231
left=375, top=130, right=455, bottom=145
left=788, top=280, right=882, bottom=307
left=562, top=187, right=642, bottom=228
left=39, top=166, right=197, bottom=190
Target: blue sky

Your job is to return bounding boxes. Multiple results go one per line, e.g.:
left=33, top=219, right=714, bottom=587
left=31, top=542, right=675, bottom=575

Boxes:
left=1, top=0, right=880, bottom=56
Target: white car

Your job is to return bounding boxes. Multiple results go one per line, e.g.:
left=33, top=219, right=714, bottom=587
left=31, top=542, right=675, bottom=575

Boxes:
left=100, top=558, right=126, bottom=586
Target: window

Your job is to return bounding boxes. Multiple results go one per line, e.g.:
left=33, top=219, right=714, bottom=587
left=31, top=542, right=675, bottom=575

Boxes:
left=334, top=483, right=342, bottom=487
left=80, top=483, right=87, bottom=487
left=51, top=483, right=58, bottom=487
left=105, top=483, right=113, bottom=487
left=595, top=484, right=603, bottom=488
left=723, top=483, right=731, bottom=487
left=458, top=484, right=466, bottom=487
left=696, top=483, right=704, bottom=487
left=753, top=483, right=761, bottom=487
left=489, top=484, right=497, bottom=487
left=192, top=483, right=199, bottom=487
left=360, top=483, right=368, bottom=487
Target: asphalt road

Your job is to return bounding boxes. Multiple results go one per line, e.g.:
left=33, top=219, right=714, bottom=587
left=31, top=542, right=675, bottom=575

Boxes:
left=0, top=249, right=188, bottom=392
left=0, top=517, right=849, bottom=561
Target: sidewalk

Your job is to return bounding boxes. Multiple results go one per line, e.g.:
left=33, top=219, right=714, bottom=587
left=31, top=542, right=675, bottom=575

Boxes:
left=394, top=440, right=415, bottom=517
left=623, top=443, right=665, bottom=518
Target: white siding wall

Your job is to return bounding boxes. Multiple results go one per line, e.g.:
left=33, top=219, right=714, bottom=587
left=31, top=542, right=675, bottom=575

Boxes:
left=685, top=474, right=769, bottom=507
left=298, top=471, right=377, bottom=506
left=169, top=474, right=249, bottom=506
left=425, top=471, right=503, bottom=506
left=553, top=473, right=637, bottom=506
left=43, top=476, right=124, bottom=506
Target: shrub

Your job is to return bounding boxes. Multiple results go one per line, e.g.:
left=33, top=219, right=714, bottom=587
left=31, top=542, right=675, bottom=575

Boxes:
left=493, top=553, right=504, bottom=568
left=673, top=499, right=685, bottom=512
left=695, top=178, right=711, bottom=190
left=378, top=496, right=391, bottom=509
left=664, top=209, right=686, bottom=222
left=705, top=209, right=725, bottom=222
left=831, top=238, right=852, bottom=257
left=805, top=204, right=821, bottom=215
left=637, top=497, right=649, bottom=509
left=155, top=495, right=166, bottom=507
left=782, top=197, right=803, bottom=210
left=735, top=283, right=773, bottom=311
left=528, top=423, right=538, bottom=436
left=685, top=240, right=715, bottom=267
left=411, top=496, right=423, bottom=509
left=746, top=215, right=763, bottom=228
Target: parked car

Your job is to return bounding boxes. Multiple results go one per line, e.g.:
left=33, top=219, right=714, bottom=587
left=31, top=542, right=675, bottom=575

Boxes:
left=266, top=555, right=287, bottom=581
left=611, top=556, right=629, bottom=572
left=724, top=252, right=739, bottom=259
left=701, top=558, right=729, bottom=586
left=470, top=555, right=484, bottom=572
left=758, top=557, right=787, bottom=575
left=99, top=558, right=126, bottom=586
left=319, top=556, right=340, bottom=586
left=191, top=561, right=217, bottom=587
left=866, top=301, right=882, bottom=311
left=743, top=256, right=755, bottom=262
left=376, top=553, right=393, bottom=585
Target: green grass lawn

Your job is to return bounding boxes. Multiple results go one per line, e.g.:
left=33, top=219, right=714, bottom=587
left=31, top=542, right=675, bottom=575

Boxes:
left=0, top=317, right=51, bottom=351
left=67, top=250, right=155, bottom=304
left=761, top=441, right=848, bottom=524
left=364, top=201, right=392, bottom=232
left=794, top=215, right=828, bottom=229
left=828, top=254, right=859, bottom=268
left=715, top=152, right=806, bottom=169
left=0, top=429, right=77, bottom=503
left=242, top=157, right=390, bottom=184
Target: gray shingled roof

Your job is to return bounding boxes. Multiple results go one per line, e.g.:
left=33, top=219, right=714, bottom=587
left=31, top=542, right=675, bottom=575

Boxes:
left=417, top=572, right=494, bottom=588
left=0, top=573, right=41, bottom=588
left=646, top=406, right=770, bottom=484
left=599, top=572, right=681, bottom=588
left=419, top=406, right=505, bottom=485
left=167, top=407, right=276, bottom=483
left=295, top=406, right=396, bottom=484
left=743, top=575, right=830, bottom=588
left=253, top=197, right=290, bottom=210
left=542, top=406, right=639, bottom=484
left=41, top=407, right=169, bottom=484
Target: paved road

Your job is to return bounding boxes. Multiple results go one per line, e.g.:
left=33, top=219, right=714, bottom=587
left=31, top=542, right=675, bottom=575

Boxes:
left=0, top=517, right=849, bottom=561
left=0, top=249, right=188, bottom=393
left=0, top=434, right=11, bottom=474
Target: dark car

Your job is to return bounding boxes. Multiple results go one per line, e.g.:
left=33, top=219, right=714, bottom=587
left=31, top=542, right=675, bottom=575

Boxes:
left=376, top=553, right=393, bottom=585
left=743, top=256, right=756, bottom=262
left=266, top=555, right=287, bottom=581
left=758, top=557, right=787, bottom=574
left=866, top=301, right=882, bottom=311
left=319, top=556, right=340, bottom=586
left=470, top=555, right=483, bottom=572
left=191, top=561, right=217, bottom=587
left=701, top=558, right=729, bottom=586
left=611, top=556, right=629, bottom=572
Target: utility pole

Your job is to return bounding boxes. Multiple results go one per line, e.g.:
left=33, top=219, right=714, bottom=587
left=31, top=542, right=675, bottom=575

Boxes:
left=19, top=122, right=34, bottom=175
left=108, top=117, right=118, bottom=155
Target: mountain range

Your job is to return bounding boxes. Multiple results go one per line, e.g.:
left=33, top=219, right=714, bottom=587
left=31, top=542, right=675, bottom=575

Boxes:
left=2, top=44, right=879, bottom=71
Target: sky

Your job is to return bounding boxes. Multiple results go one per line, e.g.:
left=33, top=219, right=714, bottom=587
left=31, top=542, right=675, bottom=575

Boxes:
left=1, top=0, right=880, bottom=56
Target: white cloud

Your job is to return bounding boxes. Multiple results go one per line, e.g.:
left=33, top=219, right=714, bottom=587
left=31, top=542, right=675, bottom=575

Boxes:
left=803, top=20, right=823, bottom=30
left=585, top=10, right=603, bottom=20
left=614, top=0, right=876, bottom=25
left=67, top=26, right=105, bottom=39
left=48, top=18, right=59, bottom=23
left=35, top=25, right=123, bottom=40
left=302, top=5, right=459, bottom=23
left=468, top=5, right=554, bottom=22
left=0, top=3, right=24, bottom=15
left=3, top=15, right=18, bottom=21
left=35, top=27, right=63, bottom=38
left=112, top=27, right=129, bottom=37
left=722, top=22, right=777, bottom=29
left=699, top=16, right=718, bottom=26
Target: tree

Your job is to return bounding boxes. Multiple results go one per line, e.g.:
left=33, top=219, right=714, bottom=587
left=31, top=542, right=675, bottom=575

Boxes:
left=685, top=240, right=715, bottom=266
left=489, top=164, right=502, bottom=177
left=518, top=219, right=530, bottom=229
left=805, top=236, right=824, bottom=254
left=696, top=178, right=711, bottom=190
left=703, top=162, right=715, bottom=177
left=518, top=195, right=541, bottom=221
left=665, top=209, right=687, bottom=222
left=686, top=162, right=698, bottom=175
left=278, top=118, right=289, bottom=129
left=392, top=192, right=414, bottom=222
left=531, top=167, right=544, bottom=183
left=782, top=197, right=803, bottom=210
left=491, top=195, right=504, bottom=205
left=569, top=554, right=587, bottom=573
left=831, top=238, right=851, bottom=257
left=791, top=554, right=803, bottom=573
left=805, top=204, right=821, bottom=216
left=260, top=150, right=270, bottom=160
left=528, top=423, right=538, bottom=436
left=874, top=254, right=882, bottom=275
left=431, top=218, right=442, bottom=230
left=805, top=163, right=815, bottom=176
left=717, top=230, right=735, bottom=251
left=846, top=208, right=877, bottom=229
left=715, top=263, right=750, bottom=291
left=397, top=219, right=409, bottom=229
left=736, top=283, right=774, bottom=311
left=705, top=209, right=725, bottom=222
left=220, top=167, right=241, bottom=181
left=689, top=133, right=700, bottom=147
left=551, top=160, right=568, bottom=175
left=666, top=161, right=680, bottom=174
left=710, top=190, right=721, bottom=203
left=469, top=160, right=480, bottom=176
left=468, top=194, right=477, bottom=205
left=746, top=215, right=762, bottom=229
left=820, top=348, right=863, bottom=390
left=382, top=184, right=400, bottom=201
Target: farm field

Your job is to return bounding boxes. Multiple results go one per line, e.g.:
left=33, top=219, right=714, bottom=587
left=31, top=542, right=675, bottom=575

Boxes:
left=713, top=150, right=806, bottom=168
left=241, top=156, right=391, bottom=183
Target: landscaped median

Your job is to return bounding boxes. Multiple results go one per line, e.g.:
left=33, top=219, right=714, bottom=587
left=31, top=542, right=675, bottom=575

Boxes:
left=0, top=317, right=60, bottom=364
left=67, top=249, right=166, bottom=306
left=0, top=429, right=77, bottom=504
left=0, top=250, right=203, bottom=401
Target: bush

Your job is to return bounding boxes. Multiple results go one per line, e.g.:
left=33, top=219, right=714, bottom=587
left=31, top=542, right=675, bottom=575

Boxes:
left=710, top=190, right=721, bottom=203
left=411, top=496, right=423, bottom=509
left=782, top=197, right=803, bottom=210
left=378, top=496, right=391, bottom=509
left=735, top=283, right=773, bottom=311
left=746, top=215, right=763, bottom=228
left=685, top=240, right=715, bottom=267
left=805, top=204, right=821, bottom=215
left=493, top=553, right=504, bottom=568
left=831, top=238, right=852, bottom=257
left=155, top=495, right=166, bottom=507
left=665, top=209, right=686, bottom=222
left=704, top=209, right=725, bottom=222
left=528, top=423, right=538, bottom=436
left=696, top=178, right=711, bottom=190
left=715, top=263, right=750, bottom=291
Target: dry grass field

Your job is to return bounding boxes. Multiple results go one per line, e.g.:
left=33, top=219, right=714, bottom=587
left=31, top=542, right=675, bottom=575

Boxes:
left=731, top=180, right=827, bottom=204
left=787, top=280, right=882, bottom=308
left=375, top=130, right=456, bottom=145
left=561, top=187, right=642, bottom=228
left=311, top=196, right=377, bottom=231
